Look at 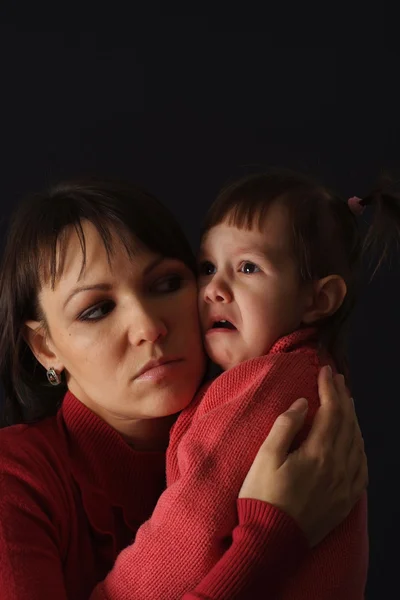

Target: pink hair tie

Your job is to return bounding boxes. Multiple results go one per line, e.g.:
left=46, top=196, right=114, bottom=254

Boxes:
left=347, top=196, right=366, bottom=216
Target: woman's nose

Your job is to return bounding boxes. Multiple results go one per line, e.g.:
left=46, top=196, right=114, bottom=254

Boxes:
left=128, top=305, right=168, bottom=346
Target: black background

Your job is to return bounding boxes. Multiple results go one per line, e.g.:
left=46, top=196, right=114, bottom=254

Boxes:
left=0, top=6, right=398, bottom=599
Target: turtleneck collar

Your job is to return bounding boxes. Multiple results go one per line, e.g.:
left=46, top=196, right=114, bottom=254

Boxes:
left=58, top=391, right=166, bottom=527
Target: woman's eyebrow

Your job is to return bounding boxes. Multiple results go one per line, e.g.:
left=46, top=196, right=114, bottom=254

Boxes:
left=63, top=284, right=113, bottom=309
left=142, top=255, right=165, bottom=275
left=62, top=256, right=168, bottom=309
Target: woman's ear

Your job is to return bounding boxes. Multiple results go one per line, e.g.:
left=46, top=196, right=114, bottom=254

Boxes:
left=302, top=275, right=347, bottom=325
left=24, top=320, right=64, bottom=373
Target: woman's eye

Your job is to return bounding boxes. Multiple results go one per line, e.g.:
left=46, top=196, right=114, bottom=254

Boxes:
left=79, top=301, right=115, bottom=322
left=199, top=261, right=216, bottom=276
left=240, top=261, right=261, bottom=274
left=152, top=275, right=183, bottom=293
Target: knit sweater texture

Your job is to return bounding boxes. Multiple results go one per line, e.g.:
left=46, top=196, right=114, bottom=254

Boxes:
left=93, top=328, right=368, bottom=600
left=0, top=387, right=307, bottom=599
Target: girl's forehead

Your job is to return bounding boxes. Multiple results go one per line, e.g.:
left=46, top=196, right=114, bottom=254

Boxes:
left=200, top=206, right=291, bottom=253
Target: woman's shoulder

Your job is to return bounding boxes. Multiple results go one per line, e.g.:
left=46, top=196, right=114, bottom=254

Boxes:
left=0, top=413, right=76, bottom=569
left=0, top=412, right=64, bottom=454
left=0, top=413, right=72, bottom=496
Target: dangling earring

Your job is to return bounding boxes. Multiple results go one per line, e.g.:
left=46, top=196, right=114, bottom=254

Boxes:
left=46, top=367, right=61, bottom=386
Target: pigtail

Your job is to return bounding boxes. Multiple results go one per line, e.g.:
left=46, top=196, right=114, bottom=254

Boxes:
left=361, top=174, right=400, bottom=276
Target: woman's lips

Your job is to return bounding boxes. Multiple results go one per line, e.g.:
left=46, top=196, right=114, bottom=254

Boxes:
left=135, top=359, right=183, bottom=382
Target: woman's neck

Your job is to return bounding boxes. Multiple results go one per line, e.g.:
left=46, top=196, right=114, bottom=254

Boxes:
left=120, top=413, right=179, bottom=451
left=75, top=393, right=180, bottom=451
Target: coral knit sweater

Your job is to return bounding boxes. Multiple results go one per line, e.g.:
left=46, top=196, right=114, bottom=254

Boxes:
left=93, top=328, right=368, bottom=600
left=0, top=385, right=308, bottom=599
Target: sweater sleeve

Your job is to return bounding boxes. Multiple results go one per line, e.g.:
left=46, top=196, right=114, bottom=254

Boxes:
left=91, top=352, right=318, bottom=600
left=92, top=499, right=308, bottom=600
left=181, top=499, right=308, bottom=599
left=0, top=456, right=69, bottom=600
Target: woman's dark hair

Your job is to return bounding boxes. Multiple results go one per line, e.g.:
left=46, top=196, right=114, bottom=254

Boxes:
left=0, top=179, right=196, bottom=427
left=204, top=169, right=400, bottom=377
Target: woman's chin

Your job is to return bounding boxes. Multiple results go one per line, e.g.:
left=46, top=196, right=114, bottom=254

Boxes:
left=142, top=384, right=200, bottom=418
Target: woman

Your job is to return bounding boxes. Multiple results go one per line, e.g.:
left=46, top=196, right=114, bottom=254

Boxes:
left=0, top=180, right=367, bottom=600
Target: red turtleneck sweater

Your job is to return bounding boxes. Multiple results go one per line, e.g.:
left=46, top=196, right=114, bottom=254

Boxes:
left=0, top=390, right=308, bottom=600
left=92, top=329, right=368, bottom=600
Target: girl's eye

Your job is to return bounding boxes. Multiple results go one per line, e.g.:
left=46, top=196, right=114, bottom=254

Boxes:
left=199, top=261, right=216, bottom=276
left=78, top=300, right=115, bottom=322
left=152, top=275, right=183, bottom=293
left=240, top=261, right=261, bottom=274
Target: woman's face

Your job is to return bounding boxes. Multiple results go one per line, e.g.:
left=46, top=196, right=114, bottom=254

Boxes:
left=27, top=221, right=205, bottom=434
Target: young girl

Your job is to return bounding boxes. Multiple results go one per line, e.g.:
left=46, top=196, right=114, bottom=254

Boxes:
left=91, top=170, right=388, bottom=599
left=95, top=169, right=389, bottom=599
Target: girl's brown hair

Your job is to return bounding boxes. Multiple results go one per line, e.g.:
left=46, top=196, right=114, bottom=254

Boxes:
left=0, top=179, right=196, bottom=427
left=204, top=169, right=400, bottom=376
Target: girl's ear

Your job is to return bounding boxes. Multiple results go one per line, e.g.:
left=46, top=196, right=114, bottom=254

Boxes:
left=302, top=275, right=347, bottom=324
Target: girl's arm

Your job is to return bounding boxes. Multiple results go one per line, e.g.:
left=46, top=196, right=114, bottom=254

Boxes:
left=0, top=368, right=365, bottom=600
left=93, top=368, right=366, bottom=600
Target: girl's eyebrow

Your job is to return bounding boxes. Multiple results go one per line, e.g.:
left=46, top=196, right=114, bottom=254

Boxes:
left=230, top=246, right=283, bottom=265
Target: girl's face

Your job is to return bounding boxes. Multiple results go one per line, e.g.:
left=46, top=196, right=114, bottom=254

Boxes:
left=198, top=203, right=311, bottom=370
left=26, top=221, right=205, bottom=437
